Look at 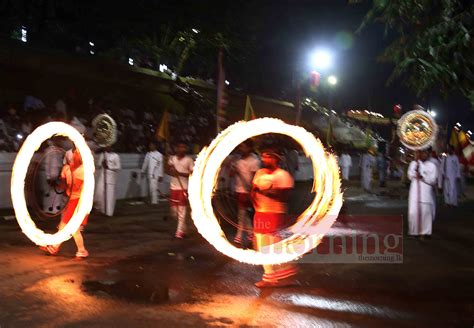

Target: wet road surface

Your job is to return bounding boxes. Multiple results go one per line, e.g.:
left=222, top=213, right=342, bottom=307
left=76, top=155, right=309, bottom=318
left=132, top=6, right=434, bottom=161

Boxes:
left=0, top=182, right=473, bottom=327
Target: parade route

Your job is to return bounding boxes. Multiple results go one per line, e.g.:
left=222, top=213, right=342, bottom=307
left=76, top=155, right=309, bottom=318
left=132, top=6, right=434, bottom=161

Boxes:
left=0, top=183, right=473, bottom=327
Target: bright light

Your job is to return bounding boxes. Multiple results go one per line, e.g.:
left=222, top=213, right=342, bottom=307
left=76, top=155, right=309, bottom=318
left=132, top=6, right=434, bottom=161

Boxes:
left=328, top=75, right=338, bottom=85
left=310, top=49, right=333, bottom=70
left=11, top=122, right=95, bottom=246
left=188, top=118, right=343, bottom=265
left=468, top=130, right=472, bottom=135
left=16, top=134, right=23, bottom=140
left=456, top=122, right=461, bottom=127
left=89, top=41, right=95, bottom=47
left=159, top=64, right=168, bottom=73
left=89, top=50, right=95, bottom=55
left=21, top=26, right=27, bottom=43
left=225, top=80, right=230, bottom=86
left=192, top=28, right=199, bottom=34
left=428, top=110, right=436, bottom=117
left=128, top=58, right=134, bottom=66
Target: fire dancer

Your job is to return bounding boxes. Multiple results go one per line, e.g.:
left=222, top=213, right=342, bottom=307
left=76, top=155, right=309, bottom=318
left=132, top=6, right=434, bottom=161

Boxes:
left=41, top=149, right=89, bottom=258
left=251, top=145, right=297, bottom=288
left=167, top=141, right=194, bottom=239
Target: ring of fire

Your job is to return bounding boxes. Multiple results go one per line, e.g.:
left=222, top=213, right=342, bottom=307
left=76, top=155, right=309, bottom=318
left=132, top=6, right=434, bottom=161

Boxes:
left=10, top=122, right=95, bottom=246
left=188, top=118, right=343, bottom=265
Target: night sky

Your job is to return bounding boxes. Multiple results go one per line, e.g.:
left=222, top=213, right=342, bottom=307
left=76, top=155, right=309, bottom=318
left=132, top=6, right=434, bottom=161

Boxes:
left=233, top=0, right=472, bottom=126
left=1, top=0, right=472, bottom=127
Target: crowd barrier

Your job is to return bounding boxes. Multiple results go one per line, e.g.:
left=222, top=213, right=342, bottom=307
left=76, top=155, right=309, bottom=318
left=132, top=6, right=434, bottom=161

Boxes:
left=0, top=153, right=361, bottom=209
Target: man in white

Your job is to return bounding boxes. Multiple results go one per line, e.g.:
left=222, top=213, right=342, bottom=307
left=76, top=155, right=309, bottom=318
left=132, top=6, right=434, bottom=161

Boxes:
left=440, top=146, right=461, bottom=207
left=339, top=150, right=352, bottom=182
left=360, top=148, right=376, bottom=192
left=43, top=138, right=65, bottom=214
left=230, top=139, right=260, bottom=245
left=141, top=142, right=164, bottom=205
left=408, top=149, right=437, bottom=239
left=95, top=147, right=121, bottom=216
left=167, top=142, right=194, bottom=238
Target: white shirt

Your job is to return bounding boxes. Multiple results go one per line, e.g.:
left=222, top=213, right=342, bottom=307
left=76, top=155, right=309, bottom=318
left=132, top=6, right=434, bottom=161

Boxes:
left=141, top=150, right=164, bottom=178
left=408, top=160, right=437, bottom=204
left=97, top=152, right=121, bottom=184
left=252, top=168, right=294, bottom=213
left=234, top=154, right=260, bottom=193
left=360, top=153, right=375, bottom=170
left=441, top=154, right=461, bottom=180
left=168, top=155, right=194, bottom=190
left=339, top=154, right=352, bottom=168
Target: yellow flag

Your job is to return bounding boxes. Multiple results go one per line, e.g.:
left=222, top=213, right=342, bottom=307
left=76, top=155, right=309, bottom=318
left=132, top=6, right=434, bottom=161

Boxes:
left=156, top=110, right=169, bottom=141
left=244, top=95, right=256, bottom=121
left=458, top=130, right=469, bottom=148
left=449, top=128, right=459, bottom=151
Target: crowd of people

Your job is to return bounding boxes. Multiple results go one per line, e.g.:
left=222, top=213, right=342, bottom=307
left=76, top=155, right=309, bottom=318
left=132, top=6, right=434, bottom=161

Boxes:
left=0, top=91, right=216, bottom=154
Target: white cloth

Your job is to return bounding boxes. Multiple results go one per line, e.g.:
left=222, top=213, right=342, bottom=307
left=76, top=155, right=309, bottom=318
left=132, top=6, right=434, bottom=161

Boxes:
left=43, top=145, right=65, bottom=214
left=234, top=154, right=260, bottom=193
left=428, top=157, right=442, bottom=189
left=441, top=154, right=460, bottom=206
left=168, top=155, right=194, bottom=191
left=360, top=153, right=375, bottom=191
left=339, top=154, right=352, bottom=180
left=408, top=160, right=437, bottom=235
left=95, top=152, right=121, bottom=216
left=142, top=150, right=164, bottom=204
left=252, top=168, right=294, bottom=213
left=141, top=151, right=164, bottom=178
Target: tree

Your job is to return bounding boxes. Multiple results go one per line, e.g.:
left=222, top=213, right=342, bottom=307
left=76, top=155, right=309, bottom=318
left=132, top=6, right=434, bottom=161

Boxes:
left=359, top=0, right=474, bottom=107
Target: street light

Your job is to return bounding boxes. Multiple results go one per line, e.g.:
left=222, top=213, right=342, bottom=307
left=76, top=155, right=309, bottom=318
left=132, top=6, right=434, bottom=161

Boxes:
left=310, top=49, right=333, bottom=71
left=328, top=75, right=338, bottom=86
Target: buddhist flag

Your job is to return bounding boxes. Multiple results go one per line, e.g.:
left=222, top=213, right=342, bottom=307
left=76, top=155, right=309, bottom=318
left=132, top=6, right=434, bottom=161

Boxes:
left=244, top=95, right=256, bottom=121
left=156, top=110, right=169, bottom=141
left=216, top=47, right=228, bottom=132
left=458, top=130, right=469, bottom=148
left=449, top=128, right=460, bottom=152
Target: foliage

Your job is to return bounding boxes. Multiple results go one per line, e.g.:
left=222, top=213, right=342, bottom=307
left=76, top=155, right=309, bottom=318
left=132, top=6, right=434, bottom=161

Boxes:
left=359, top=0, right=474, bottom=107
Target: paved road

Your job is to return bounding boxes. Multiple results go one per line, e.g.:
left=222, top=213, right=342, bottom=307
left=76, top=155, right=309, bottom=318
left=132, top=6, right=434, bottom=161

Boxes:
left=0, top=182, right=473, bottom=327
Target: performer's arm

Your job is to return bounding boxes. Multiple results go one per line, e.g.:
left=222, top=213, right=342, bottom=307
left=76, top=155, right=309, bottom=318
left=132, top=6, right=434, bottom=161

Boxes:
left=108, top=154, right=121, bottom=171
left=157, top=154, right=164, bottom=181
left=141, top=153, right=149, bottom=174
left=96, top=153, right=104, bottom=169
left=421, top=165, right=437, bottom=186
left=407, top=162, right=417, bottom=180
left=254, top=187, right=292, bottom=202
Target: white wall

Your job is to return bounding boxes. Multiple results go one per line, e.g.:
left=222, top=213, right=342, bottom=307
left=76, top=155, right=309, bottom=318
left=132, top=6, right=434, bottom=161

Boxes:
left=0, top=153, right=318, bottom=209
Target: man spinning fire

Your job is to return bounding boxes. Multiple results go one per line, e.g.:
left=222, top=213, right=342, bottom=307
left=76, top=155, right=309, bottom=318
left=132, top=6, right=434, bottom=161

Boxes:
left=40, top=149, right=89, bottom=258
left=251, top=144, right=298, bottom=288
